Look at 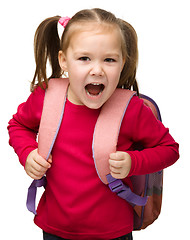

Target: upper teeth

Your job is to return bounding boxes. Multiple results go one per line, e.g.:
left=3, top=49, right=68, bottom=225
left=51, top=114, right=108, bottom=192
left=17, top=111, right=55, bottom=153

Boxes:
left=91, top=83, right=101, bottom=85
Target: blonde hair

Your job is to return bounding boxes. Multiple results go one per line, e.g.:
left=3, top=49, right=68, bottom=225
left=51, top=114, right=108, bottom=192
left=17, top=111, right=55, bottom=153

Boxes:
left=31, top=8, right=139, bottom=94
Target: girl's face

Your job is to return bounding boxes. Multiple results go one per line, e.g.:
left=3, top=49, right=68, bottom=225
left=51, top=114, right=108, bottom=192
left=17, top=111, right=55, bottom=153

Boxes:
left=59, top=23, right=125, bottom=109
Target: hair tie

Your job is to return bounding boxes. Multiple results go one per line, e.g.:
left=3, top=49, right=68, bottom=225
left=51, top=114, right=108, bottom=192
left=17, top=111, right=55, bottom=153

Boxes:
left=58, top=16, right=71, bottom=28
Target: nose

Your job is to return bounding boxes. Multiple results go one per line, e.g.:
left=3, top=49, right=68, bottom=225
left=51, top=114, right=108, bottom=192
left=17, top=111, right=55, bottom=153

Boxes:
left=90, top=62, right=104, bottom=76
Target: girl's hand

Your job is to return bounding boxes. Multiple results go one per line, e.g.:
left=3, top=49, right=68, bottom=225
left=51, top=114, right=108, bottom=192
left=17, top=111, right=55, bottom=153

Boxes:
left=25, top=149, right=52, bottom=180
left=109, top=151, right=131, bottom=179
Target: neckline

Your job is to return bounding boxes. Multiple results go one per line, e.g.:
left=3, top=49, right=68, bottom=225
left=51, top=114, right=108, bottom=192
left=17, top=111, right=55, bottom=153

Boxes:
left=66, top=98, right=101, bottom=113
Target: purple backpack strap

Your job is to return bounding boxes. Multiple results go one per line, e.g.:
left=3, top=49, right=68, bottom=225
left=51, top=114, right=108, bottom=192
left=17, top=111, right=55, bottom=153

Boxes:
left=26, top=78, right=69, bottom=214
left=92, top=89, right=148, bottom=206
left=106, top=174, right=147, bottom=206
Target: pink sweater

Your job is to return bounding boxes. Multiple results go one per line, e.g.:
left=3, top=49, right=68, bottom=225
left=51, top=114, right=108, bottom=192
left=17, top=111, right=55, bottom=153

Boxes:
left=8, top=85, right=179, bottom=239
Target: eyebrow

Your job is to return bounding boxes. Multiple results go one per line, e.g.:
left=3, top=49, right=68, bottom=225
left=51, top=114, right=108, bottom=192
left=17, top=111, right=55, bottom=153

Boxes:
left=105, top=53, right=120, bottom=58
left=74, top=51, right=90, bottom=56
left=74, top=51, right=120, bottom=58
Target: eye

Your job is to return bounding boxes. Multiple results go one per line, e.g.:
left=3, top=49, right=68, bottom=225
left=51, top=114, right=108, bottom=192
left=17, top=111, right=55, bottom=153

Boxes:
left=78, top=56, right=90, bottom=61
left=104, top=58, right=116, bottom=63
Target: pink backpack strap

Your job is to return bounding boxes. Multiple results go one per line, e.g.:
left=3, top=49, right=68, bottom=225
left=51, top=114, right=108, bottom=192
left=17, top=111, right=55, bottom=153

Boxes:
left=38, top=78, right=69, bottom=159
left=92, top=88, right=136, bottom=184
left=26, top=78, right=69, bottom=214
left=93, top=89, right=148, bottom=207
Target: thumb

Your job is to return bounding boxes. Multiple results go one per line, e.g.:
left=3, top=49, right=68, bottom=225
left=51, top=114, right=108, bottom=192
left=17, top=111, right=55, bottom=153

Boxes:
left=109, top=151, right=126, bottom=161
left=47, top=154, right=52, bottom=164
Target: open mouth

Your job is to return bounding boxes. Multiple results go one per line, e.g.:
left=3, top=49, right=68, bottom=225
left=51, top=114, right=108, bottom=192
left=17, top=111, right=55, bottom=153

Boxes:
left=85, top=83, right=105, bottom=96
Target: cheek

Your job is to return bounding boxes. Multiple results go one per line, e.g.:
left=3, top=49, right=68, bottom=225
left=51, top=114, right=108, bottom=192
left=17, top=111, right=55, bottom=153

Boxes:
left=108, top=66, right=122, bottom=84
left=68, top=63, right=87, bottom=78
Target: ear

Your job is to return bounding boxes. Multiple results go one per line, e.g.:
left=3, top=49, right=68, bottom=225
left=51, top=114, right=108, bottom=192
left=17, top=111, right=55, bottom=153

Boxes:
left=121, top=58, right=126, bottom=71
left=58, top=51, right=68, bottom=71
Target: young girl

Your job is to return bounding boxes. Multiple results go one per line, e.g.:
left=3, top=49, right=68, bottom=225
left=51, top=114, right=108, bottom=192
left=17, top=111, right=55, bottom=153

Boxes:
left=8, top=8, right=179, bottom=240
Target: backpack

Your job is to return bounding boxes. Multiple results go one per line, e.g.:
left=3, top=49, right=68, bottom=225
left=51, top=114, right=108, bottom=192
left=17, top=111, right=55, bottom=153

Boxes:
left=27, top=78, right=163, bottom=230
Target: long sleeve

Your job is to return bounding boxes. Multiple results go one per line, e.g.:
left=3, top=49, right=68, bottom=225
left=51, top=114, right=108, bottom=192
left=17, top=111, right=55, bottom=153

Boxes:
left=7, top=86, right=45, bottom=166
left=119, top=96, right=179, bottom=176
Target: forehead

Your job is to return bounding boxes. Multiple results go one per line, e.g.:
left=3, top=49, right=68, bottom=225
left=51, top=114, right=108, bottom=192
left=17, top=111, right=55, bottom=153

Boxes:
left=68, top=22, right=123, bottom=51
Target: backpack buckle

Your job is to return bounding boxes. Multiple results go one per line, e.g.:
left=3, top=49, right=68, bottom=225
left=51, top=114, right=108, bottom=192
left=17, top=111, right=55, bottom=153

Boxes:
left=106, top=174, right=124, bottom=193
left=106, top=174, right=148, bottom=206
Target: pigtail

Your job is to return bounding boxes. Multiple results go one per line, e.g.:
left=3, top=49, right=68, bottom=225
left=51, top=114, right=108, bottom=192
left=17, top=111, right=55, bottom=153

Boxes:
left=118, top=20, right=139, bottom=95
left=31, top=16, right=61, bottom=91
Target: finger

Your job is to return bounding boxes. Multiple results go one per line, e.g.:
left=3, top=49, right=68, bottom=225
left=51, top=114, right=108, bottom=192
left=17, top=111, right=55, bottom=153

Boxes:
left=25, top=165, right=44, bottom=180
left=110, top=165, right=122, bottom=174
left=29, top=167, right=46, bottom=181
left=47, top=156, right=52, bottom=164
left=110, top=172, right=123, bottom=179
left=34, top=154, right=51, bottom=169
left=28, top=171, right=44, bottom=180
left=109, top=159, right=123, bottom=169
left=109, top=151, right=126, bottom=161
left=31, top=161, right=48, bottom=173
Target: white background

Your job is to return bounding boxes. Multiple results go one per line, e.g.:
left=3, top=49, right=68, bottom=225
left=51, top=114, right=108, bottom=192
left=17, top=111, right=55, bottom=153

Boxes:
left=1, top=0, right=189, bottom=239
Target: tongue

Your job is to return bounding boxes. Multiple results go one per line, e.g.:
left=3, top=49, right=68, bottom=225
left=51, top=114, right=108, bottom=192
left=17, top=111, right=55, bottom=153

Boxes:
left=86, top=84, right=103, bottom=96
